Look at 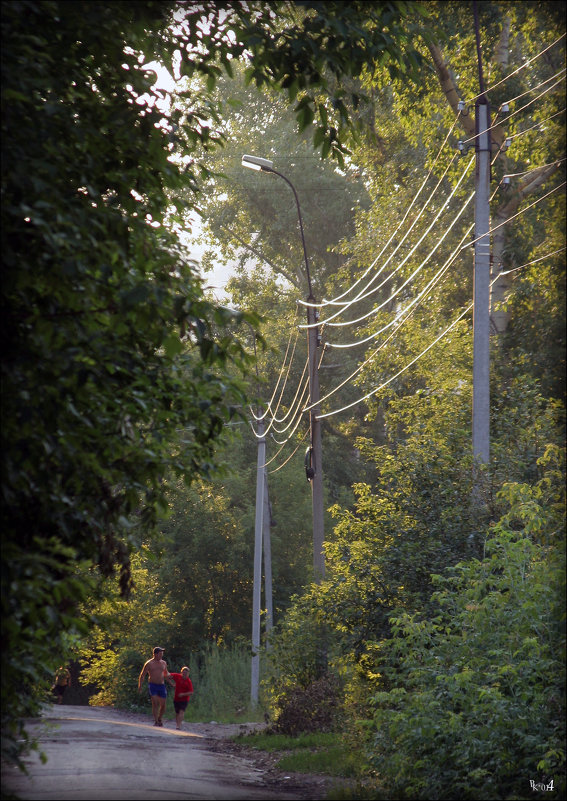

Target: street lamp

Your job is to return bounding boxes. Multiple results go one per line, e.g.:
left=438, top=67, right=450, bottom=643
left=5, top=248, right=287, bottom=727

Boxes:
left=242, top=154, right=324, bottom=581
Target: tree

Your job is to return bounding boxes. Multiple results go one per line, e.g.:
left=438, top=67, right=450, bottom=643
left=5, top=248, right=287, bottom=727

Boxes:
left=369, top=448, right=565, bottom=800
left=2, top=0, right=431, bottom=764
left=1, top=0, right=254, bottom=764
left=256, top=3, right=565, bottom=784
left=423, top=1, right=565, bottom=335
left=184, top=63, right=370, bottom=296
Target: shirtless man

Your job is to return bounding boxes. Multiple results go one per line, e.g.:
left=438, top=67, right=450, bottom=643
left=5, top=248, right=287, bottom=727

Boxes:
left=138, top=647, right=169, bottom=726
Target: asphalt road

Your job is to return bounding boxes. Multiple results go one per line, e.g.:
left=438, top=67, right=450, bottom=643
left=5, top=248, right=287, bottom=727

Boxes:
left=1, top=706, right=317, bottom=800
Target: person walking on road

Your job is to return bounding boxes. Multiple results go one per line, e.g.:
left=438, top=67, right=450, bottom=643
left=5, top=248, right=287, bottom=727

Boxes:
left=167, top=666, right=193, bottom=730
left=52, top=666, right=71, bottom=705
left=138, top=646, right=170, bottom=726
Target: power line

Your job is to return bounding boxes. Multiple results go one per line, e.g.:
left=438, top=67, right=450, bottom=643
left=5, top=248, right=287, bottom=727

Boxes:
left=251, top=305, right=300, bottom=422
left=249, top=358, right=309, bottom=438
left=321, top=142, right=522, bottom=351
left=301, top=156, right=475, bottom=330
left=241, top=36, right=565, bottom=433
left=459, top=180, right=566, bottom=252
left=265, top=345, right=326, bottom=453
left=270, top=358, right=309, bottom=424
left=502, top=156, right=566, bottom=179
left=305, top=206, right=488, bottom=406
left=316, top=246, right=563, bottom=421
left=499, top=246, right=566, bottom=276
left=508, top=111, right=566, bottom=142
left=270, top=372, right=310, bottom=435
left=462, top=73, right=566, bottom=147
left=314, top=153, right=461, bottom=311
left=465, top=32, right=566, bottom=104
left=298, top=114, right=464, bottom=309
left=251, top=158, right=563, bottom=428
left=502, top=68, right=566, bottom=109
left=321, top=184, right=475, bottom=332
left=268, top=429, right=309, bottom=474
left=318, top=307, right=473, bottom=419
left=323, top=206, right=474, bottom=350
left=308, top=178, right=564, bottom=411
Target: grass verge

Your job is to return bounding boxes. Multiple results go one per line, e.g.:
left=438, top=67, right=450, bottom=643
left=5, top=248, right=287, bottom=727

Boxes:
left=232, top=731, right=359, bottom=778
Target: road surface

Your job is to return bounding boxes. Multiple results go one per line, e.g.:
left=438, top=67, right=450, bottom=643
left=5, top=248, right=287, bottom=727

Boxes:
left=1, top=706, right=330, bottom=800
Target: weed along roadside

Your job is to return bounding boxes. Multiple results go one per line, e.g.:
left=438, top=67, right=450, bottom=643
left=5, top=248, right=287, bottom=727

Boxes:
left=228, top=731, right=365, bottom=799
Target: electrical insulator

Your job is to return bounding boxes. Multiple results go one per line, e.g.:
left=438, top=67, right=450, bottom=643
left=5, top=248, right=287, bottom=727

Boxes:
left=458, top=100, right=466, bottom=112
left=501, top=102, right=509, bottom=113
left=502, top=176, right=511, bottom=190
left=505, top=137, right=512, bottom=150
left=458, top=140, right=465, bottom=155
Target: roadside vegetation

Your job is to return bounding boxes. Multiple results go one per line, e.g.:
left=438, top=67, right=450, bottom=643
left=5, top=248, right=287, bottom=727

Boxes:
left=3, top=2, right=564, bottom=799
left=234, top=731, right=359, bottom=779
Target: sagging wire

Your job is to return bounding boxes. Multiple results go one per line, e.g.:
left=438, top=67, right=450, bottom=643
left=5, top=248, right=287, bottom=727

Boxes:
left=300, top=153, right=475, bottom=329
left=465, top=32, right=566, bottom=105
left=297, top=112, right=464, bottom=309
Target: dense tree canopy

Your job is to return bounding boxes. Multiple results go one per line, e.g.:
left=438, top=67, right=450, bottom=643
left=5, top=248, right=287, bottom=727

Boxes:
left=2, top=2, right=564, bottom=795
left=1, top=0, right=432, bottom=766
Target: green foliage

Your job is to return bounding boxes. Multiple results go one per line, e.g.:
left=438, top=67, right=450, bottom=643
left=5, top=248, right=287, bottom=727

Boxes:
left=79, top=568, right=260, bottom=721
left=1, top=0, right=262, bottom=764
left=156, top=478, right=255, bottom=648
left=187, top=60, right=371, bottom=298
left=184, top=642, right=258, bottom=722
left=0, top=540, right=93, bottom=763
left=264, top=591, right=334, bottom=695
left=4, top=2, right=563, bottom=787
left=368, top=457, right=565, bottom=800
left=262, top=588, right=350, bottom=734
left=235, top=730, right=338, bottom=751
left=3, top=0, right=428, bottom=763
left=272, top=674, right=343, bottom=736
left=231, top=1, right=430, bottom=165
left=235, top=731, right=358, bottom=779
left=78, top=555, right=172, bottom=710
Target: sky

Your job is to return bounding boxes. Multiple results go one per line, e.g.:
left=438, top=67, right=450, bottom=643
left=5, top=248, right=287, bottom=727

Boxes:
left=143, top=59, right=233, bottom=303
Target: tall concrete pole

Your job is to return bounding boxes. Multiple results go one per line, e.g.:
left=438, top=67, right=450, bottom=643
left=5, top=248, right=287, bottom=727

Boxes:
left=472, top=102, right=491, bottom=466
left=251, top=419, right=265, bottom=706
left=241, top=155, right=325, bottom=583
left=307, top=302, right=325, bottom=582
left=263, top=469, right=273, bottom=642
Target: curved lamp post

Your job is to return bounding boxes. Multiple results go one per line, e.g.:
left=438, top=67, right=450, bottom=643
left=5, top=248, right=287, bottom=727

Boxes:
left=242, top=154, right=325, bottom=581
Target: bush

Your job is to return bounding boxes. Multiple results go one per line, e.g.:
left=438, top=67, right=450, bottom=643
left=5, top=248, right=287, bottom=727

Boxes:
left=273, top=674, right=342, bottom=736
left=368, top=464, right=566, bottom=800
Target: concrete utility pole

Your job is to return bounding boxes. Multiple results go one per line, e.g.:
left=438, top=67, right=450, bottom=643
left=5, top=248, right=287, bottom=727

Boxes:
left=262, top=469, right=273, bottom=642
left=472, top=6, right=491, bottom=468
left=472, top=98, right=491, bottom=465
left=307, top=301, right=325, bottom=582
left=241, top=154, right=325, bottom=584
left=250, top=418, right=265, bottom=706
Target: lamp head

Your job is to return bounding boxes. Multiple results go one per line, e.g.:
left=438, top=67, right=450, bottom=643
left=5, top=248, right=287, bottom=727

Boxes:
left=242, top=154, right=274, bottom=172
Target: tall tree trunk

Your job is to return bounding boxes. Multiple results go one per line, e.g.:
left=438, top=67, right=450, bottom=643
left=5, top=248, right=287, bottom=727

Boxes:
left=427, top=42, right=475, bottom=138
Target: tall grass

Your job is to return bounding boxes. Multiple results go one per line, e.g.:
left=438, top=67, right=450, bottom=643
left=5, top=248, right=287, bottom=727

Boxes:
left=164, top=642, right=265, bottom=723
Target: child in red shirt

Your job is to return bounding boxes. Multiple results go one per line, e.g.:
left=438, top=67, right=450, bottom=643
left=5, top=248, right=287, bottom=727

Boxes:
left=168, top=666, right=193, bottom=730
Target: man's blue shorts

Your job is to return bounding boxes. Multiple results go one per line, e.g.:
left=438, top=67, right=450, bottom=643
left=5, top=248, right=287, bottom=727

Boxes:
left=148, top=682, right=167, bottom=698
